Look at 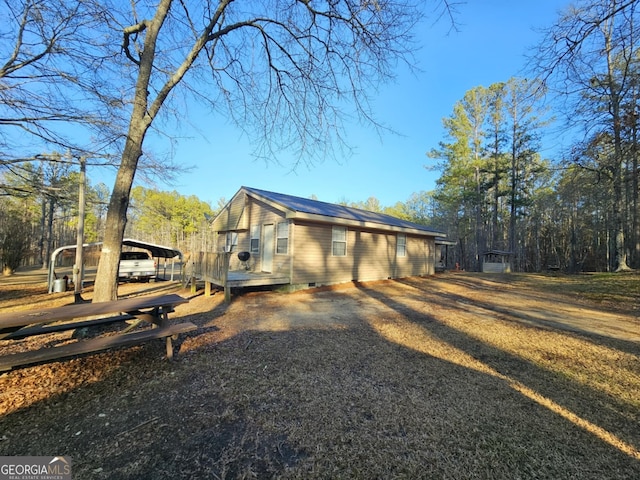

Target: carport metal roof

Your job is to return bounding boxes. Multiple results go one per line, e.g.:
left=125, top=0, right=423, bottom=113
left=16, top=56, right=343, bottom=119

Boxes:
left=119, top=238, right=182, bottom=259
left=47, top=239, right=183, bottom=293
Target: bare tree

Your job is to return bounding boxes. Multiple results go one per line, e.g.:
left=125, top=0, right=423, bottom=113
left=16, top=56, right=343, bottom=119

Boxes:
left=533, top=0, right=638, bottom=271
left=0, top=0, right=123, bottom=165
left=92, top=0, right=452, bottom=301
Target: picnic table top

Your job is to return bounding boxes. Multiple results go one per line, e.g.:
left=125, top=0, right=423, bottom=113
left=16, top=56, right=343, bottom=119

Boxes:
left=0, top=293, right=189, bottom=330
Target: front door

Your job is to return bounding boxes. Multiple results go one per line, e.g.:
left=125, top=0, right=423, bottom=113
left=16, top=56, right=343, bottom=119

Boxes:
left=262, top=224, right=274, bottom=273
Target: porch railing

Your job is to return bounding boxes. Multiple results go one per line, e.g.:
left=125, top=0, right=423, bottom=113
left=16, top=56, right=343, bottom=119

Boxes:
left=192, top=251, right=230, bottom=285
left=190, top=251, right=232, bottom=301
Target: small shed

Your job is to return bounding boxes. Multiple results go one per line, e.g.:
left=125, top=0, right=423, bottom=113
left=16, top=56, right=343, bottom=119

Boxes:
left=482, top=250, right=512, bottom=273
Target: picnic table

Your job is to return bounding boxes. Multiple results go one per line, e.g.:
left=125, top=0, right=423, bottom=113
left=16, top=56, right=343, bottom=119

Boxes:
left=0, top=293, right=197, bottom=372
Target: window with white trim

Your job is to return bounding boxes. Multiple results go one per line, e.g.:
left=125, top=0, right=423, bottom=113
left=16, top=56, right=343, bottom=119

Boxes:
left=276, top=222, right=289, bottom=254
left=332, top=226, right=347, bottom=256
left=250, top=225, right=260, bottom=254
left=397, top=234, right=406, bottom=257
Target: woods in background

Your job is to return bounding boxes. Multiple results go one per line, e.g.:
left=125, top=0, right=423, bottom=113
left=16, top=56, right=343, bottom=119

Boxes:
left=0, top=173, right=215, bottom=274
left=430, top=0, right=640, bottom=272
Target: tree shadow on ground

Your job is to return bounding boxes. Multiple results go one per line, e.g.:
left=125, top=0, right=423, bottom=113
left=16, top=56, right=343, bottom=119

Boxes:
left=353, top=280, right=639, bottom=461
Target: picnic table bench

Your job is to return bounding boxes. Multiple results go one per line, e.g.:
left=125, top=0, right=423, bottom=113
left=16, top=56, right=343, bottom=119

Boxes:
left=0, top=293, right=197, bottom=372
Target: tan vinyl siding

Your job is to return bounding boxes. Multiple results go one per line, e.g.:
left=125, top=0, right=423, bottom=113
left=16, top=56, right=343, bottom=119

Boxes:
left=290, top=223, right=334, bottom=284
left=292, top=221, right=436, bottom=285
left=237, top=197, right=291, bottom=275
left=426, top=238, right=435, bottom=275
left=393, top=234, right=435, bottom=278
left=212, top=192, right=248, bottom=232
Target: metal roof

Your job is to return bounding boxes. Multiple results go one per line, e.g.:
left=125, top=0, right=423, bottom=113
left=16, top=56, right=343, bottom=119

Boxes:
left=242, top=187, right=444, bottom=236
left=50, top=238, right=182, bottom=262
left=120, top=238, right=182, bottom=259
left=483, top=249, right=513, bottom=256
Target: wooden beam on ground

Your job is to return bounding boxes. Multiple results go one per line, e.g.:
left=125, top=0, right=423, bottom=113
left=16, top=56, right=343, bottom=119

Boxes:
left=4, top=314, right=136, bottom=340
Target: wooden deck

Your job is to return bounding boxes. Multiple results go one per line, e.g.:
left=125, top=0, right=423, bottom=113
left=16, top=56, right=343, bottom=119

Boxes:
left=200, top=269, right=290, bottom=288
left=193, top=252, right=290, bottom=291
left=226, top=270, right=290, bottom=288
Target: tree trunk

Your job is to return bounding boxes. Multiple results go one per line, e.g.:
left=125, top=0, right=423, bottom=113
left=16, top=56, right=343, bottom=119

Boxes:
left=613, top=29, right=630, bottom=272
left=606, top=35, right=630, bottom=272
left=509, top=123, right=517, bottom=270
left=612, top=165, right=630, bottom=271
left=492, top=167, right=500, bottom=248
left=92, top=130, right=147, bottom=301
left=632, top=130, right=639, bottom=268
left=39, top=198, right=46, bottom=269
left=44, top=198, right=55, bottom=271
left=474, top=166, right=483, bottom=272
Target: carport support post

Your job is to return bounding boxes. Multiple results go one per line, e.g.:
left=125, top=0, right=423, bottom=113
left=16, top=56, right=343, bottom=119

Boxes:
left=73, top=156, right=86, bottom=303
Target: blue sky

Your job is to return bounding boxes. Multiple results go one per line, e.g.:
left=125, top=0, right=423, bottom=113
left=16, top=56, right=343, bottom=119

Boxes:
left=116, top=1, right=569, bottom=208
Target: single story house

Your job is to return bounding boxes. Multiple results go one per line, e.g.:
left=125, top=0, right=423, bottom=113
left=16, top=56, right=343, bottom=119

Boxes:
left=203, top=187, right=446, bottom=292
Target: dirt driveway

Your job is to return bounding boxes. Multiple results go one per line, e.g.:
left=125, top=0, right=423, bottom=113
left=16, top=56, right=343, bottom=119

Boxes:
left=182, top=272, right=639, bottom=348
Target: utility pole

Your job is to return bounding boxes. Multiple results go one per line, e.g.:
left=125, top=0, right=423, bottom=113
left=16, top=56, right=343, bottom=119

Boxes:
left=74, top=156, right=86, bottom=303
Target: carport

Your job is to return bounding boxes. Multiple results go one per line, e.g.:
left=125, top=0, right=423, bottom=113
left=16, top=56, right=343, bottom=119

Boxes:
left=48, top=239, right=183, bottom=293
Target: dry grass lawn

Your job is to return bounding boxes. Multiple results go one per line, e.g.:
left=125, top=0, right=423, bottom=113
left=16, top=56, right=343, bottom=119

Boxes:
left=0, top=271, right=638, bottom=479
